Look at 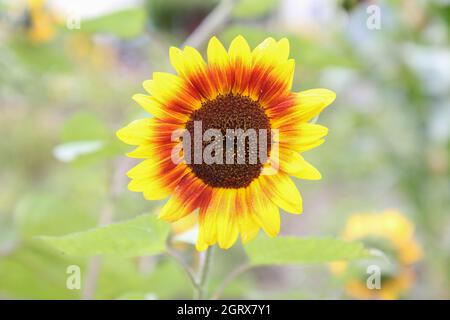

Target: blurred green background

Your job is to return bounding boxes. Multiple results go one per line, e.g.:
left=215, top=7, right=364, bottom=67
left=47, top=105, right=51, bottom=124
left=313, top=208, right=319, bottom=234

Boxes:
left=0, top=0, right=449, bottom=299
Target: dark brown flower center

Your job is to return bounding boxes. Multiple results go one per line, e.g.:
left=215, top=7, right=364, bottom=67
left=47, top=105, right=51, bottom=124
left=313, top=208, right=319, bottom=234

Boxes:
left=184, top=93, right=271, bottom=188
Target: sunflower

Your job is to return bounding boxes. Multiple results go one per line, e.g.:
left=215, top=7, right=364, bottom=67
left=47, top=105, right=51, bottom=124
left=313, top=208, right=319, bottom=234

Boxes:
left=344, top=269, right=415, bottom=300
left=330, top=210, right=422, bottom=299
left=117, top=35, right=335, bottom=251
left=341, top=210, right=422, bottom=266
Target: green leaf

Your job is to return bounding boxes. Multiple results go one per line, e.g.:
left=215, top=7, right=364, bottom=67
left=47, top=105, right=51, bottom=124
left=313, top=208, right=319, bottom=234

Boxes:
left=78, top=8, right=147, bottom=38
left=0, top=241, right=82, bottom=299
left=244, top=236, right=370, bottom=266
left=56, top=112, right=126, bottom=164
left=9, top=38, right=73, bottom=73
left=38, top=214, right=170, bottom=257
left=14, top=192, right=97, bottom=238
left=0, top=241, right=169, bottom=299
left=60, top=112, right=110, bottom=143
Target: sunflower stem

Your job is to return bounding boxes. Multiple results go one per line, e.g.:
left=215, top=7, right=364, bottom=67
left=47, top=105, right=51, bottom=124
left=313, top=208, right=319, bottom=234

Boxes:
left=165, top=238, right=198, bottom=290
left=210, top=263, right=251, bottom=300
left=182, top=0, right=236, bottom=48
left=194, top=246, right=214, bottom=300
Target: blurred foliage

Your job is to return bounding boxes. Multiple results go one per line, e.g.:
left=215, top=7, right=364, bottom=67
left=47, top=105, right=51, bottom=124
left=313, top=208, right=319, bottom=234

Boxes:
left=9, top=38, right=73, bottom=72
left=232, top=0, right=279, bottom=19
left=147, top=0, right=217, bottom=34
left=245, top=236, right=369, bottom=266
left=0, top=0, right=449, bottom=300
left=39, top=214, right=170, bottom=257
left=79, top=9, right=147, bottom=39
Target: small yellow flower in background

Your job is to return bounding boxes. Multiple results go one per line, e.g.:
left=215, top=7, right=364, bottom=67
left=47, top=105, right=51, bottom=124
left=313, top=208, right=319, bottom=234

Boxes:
left=330, top=209, right=422, bottom=300
left=342, top=210, right=422, bottom=265
left=344, top=269, right=415, bottom=300
left=65, top=34, right=117, bottom=70
left=117, top=35, right=335, bottom=251
left=26, top=0, right=56, bottom=44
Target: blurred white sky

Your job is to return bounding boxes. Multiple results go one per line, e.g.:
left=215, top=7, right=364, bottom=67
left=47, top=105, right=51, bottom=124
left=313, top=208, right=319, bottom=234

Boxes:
left=47, top=0, right=143, bottom=19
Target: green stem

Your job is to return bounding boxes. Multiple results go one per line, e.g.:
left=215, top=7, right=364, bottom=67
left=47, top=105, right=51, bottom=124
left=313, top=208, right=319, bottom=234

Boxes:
left=211, top=263, right=251, bottom=300
left=194, top=246, right=214, bottom=300
left=165, top=239, right=198, bottom=290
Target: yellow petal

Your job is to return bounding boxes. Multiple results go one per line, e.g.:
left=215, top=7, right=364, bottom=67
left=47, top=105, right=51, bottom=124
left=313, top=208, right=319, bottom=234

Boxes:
left=132, top=94, right=167, bottom=118
left=258, top=59, right=295, bottom=104
left=116, top=118, right=153, bottom=145
left=207, top=36, right=229, bottom=68
left=207, top=36, right=231, bottom=94
left=252, top=37, right=290, bottom=68
left=280, top=150, right=322, bottom=180
left=259, top=173, right=303, bottom=214
left=126, top=144, right=154, bottom=158
left=170, top=46, right=207, bottom=79
left=147, top=71, right=183, bottom=88
left=257, top=204, right=280, bottom=238
left=295, top=88, right=336, bottom=122
left=228, top=35, right=251, bottom=65
left=169, top=47, right=187, bottom=77
left=137, top=72, right=200, bottom=119
left=281, top=123, right=328, bottom=152
left=275, top=38, right=290, bottom=62
left=160, top=171, right=210, bottom=223
left=195, top=234, right=209, bottom=251
left=159, top=195, right=194, bottom=222
left=197, top=188, right=240, bottom=250
left=184, top=46, right=208, bottom=72
left=235, top=188, right=260, bottom=244
left=228, top=35, right=252, bottom=94
left=143, top=73, right=183, bottom=102
left=128, top=177, right=171, bottom=200
left=248, top=181, right=280, bottom=237
left=170, top=45, right=215, bottom=100
left=127, top=158, right=163, bottom=179
left=270, top=58, right=295, bottom=91
left=198, top=195, right=218, bottom=248
left=239, top=214, right=260, bottom=244
left=126, top=158, right=183, bottom=200
left=215, top=189, right=239, bottom=249
left=252, top=37, right=276, bottom=64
